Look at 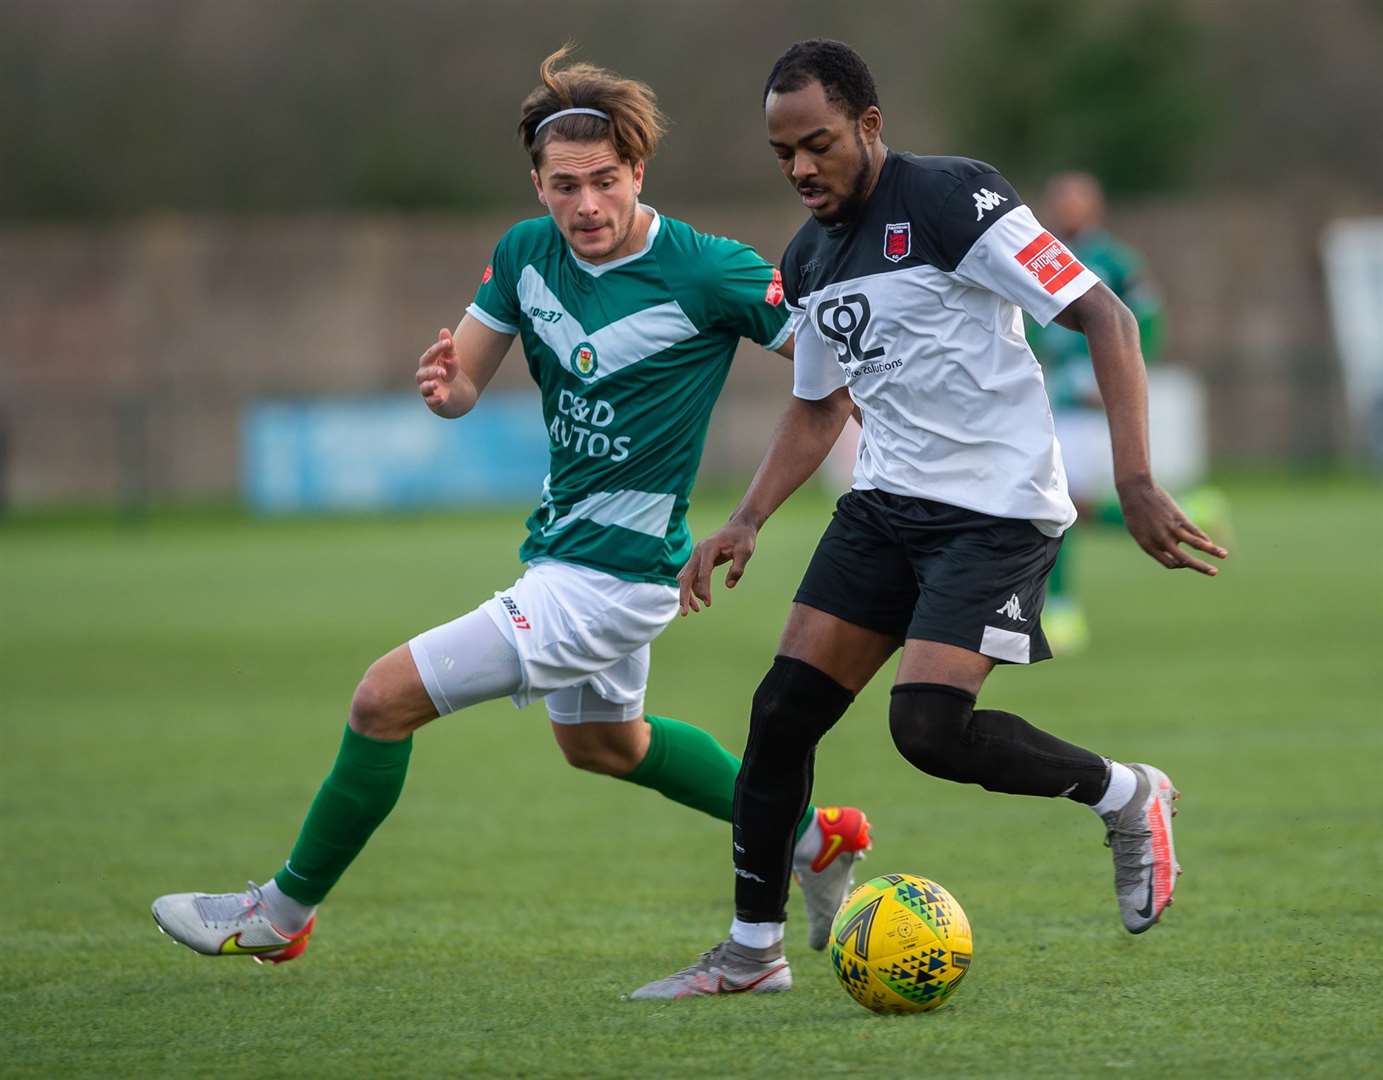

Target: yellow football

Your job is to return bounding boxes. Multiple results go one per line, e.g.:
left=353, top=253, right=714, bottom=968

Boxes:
left=829, top=873, right=974, bottom=1014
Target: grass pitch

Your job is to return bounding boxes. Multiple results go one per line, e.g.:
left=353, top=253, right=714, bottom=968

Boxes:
left=2, top=479, right=1380, bottom=1077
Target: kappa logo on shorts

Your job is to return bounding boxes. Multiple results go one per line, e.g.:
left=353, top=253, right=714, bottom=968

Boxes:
left=883, top=222, right=911, bottom=263
left=500, top=594, right=531, bottom=631
left=995, top=594, right=1025, bottom=621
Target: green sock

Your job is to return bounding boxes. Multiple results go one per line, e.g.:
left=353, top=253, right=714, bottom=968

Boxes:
left=625, top=714, right=814, bottom=844
left=1048, top=530, right=1074, bottom=601
left=274, top=725, right=413, bottom=906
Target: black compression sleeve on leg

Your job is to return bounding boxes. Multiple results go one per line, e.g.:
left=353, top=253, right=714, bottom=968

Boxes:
left=889, top=683, right=1109, bottom=803
left=733, top=656, right=855, bottom=924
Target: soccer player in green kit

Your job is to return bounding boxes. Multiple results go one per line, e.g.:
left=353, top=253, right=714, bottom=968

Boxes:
left=150, top=48, right=870, bottom=964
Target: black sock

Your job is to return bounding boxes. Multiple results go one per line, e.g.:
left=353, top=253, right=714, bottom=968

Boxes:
left=889, top=683, right=1108, bottom=803
left=733, top=657, right=855, bottom=924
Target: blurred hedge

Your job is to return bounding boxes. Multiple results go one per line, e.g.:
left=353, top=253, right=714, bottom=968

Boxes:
left=1, top=0, right=1379, bottom=218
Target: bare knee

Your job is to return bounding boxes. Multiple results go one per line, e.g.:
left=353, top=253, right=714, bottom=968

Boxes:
left=349, top=647, right=437, bottom=740
left=554, top=722, right=648, bottom=777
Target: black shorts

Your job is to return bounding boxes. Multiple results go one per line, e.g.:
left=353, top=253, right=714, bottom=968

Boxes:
left=794, top=489, right=1062, bottom=664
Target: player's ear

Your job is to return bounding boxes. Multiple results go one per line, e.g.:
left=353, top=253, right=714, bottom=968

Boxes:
left=531, top=169, right=547, bottom=206
left=858, top=105, right=883, bottom=145
left=631, top=160, right=645, bottom=196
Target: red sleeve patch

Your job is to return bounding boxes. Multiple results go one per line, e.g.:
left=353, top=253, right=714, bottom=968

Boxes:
left=1014, top=232, right=1085, bottom=295
left=764, top=268, right=784, bottom=306
left=481, top=264, right=494, bottom=285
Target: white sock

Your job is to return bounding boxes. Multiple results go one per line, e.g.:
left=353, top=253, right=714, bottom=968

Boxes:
left=791, top=813, right=822, bottom=867
left=261, top=878, right=316, bottom=935
left=1091, top=760, right=1139, bottom=817
left=730, top=917, right=784, bottom=950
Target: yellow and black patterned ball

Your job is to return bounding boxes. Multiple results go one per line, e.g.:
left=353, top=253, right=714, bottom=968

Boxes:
left=829, top=873, right=973, bottom=1014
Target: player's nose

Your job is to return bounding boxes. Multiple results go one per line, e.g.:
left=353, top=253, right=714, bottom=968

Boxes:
left=791, top=151, right=818, bottom=182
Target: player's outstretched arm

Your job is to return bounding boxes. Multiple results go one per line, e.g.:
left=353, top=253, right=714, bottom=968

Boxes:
left=415, top=315, right=513, bottom=419
left=678, top=386, right=854, bottom=614
left=1055, top=284, right=1228, bottom=575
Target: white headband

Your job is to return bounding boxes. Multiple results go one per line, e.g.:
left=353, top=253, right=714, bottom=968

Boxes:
left=535, top=107, right=611, bottom=133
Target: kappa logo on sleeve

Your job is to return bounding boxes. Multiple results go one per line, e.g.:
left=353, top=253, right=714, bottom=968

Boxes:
left=973, top=188, right=1009, bottom=220
left=481, top=264, right=494, bottom=285
left=1014, top=232, right=1085, bottom=295
left=764, top=268, right=784, bottom=306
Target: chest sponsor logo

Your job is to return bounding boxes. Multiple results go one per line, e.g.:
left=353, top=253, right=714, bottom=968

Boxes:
left=548, top=389, right=632, bottom=463
left=973, top=188, right=1009, bottom=220
left=816, top=293, right=886, bottom=364
left=764, top=268, right=785, bottom=306
left=569, top=342, right=599, bottom=378
left=1015, top=232, right=1085, bottom=295
left=883, top=222, right=912, bottom=263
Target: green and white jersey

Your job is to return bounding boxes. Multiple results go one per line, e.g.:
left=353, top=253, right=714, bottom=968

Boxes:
left=467, top=207, right=791, bottom=585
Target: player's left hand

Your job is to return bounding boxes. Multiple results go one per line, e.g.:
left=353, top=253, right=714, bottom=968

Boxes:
left=676, top=522, right=758, bottom=615
left=1117, top=476, right=1228, bottom=575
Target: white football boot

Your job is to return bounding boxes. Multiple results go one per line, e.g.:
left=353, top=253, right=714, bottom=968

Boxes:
left=627, top=939, right=791, bottom=1000
left=152, top=882, right=315, bottom=964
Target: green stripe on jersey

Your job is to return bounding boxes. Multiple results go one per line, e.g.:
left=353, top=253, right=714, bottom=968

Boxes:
left=469, top=208, right=790, bottom=584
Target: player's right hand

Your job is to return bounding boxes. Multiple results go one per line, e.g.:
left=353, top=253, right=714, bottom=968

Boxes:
left=677, top=522, right=758, bottom=615
left=416, top=328, right=462, bottom=416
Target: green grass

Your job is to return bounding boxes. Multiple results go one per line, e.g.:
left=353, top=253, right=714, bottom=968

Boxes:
left=2, top=480, right=1380, bottom=1077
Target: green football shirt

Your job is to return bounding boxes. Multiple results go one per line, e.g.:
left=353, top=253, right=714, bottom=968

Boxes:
left=466, top=207, right=791, bottom=585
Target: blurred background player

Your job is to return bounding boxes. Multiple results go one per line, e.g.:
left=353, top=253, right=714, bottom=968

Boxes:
left=1029, top=171, right=1228, bottom=653
left=149, top=47, right=869, bottom=966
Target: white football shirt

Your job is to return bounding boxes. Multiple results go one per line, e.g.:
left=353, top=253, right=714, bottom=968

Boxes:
left=784, top=153, right=1098, bottom=536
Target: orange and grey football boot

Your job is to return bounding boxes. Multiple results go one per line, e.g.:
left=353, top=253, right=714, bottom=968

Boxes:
left=793, top=806, right=873, bottom=950
left=1102, top=764, right=1182, bottom=933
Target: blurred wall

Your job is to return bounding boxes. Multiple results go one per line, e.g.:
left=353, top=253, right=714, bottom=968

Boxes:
left=0, top=192, right=1352, bottom=504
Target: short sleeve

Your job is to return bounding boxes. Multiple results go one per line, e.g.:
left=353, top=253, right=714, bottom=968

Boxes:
left=790, top=306, right=847, bottom=400
left=705, top=238, right=793, bottom=350
left=951, top=203, right=1100, bottom=326
left=466, top=234, right=521, bottom=335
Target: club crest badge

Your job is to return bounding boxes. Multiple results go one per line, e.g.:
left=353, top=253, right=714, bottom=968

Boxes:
left=884, top=222, right=911, bottom=263
left=569, top=341, right=598, bottom=379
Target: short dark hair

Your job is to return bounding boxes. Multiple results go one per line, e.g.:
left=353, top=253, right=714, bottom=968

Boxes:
left=762, top=39, right=880, bottom=119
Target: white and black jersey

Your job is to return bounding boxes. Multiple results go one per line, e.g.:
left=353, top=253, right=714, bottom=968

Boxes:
left=785, top=151, right=1098, bottom=536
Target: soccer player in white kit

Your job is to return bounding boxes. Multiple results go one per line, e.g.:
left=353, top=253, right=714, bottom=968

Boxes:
left=149, top=48, right=870, bottom=967
left=632, top=39, right=1227, bottom=1000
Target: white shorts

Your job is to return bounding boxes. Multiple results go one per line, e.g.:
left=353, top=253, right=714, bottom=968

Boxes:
left=409, top=559, right=679, bottom=722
